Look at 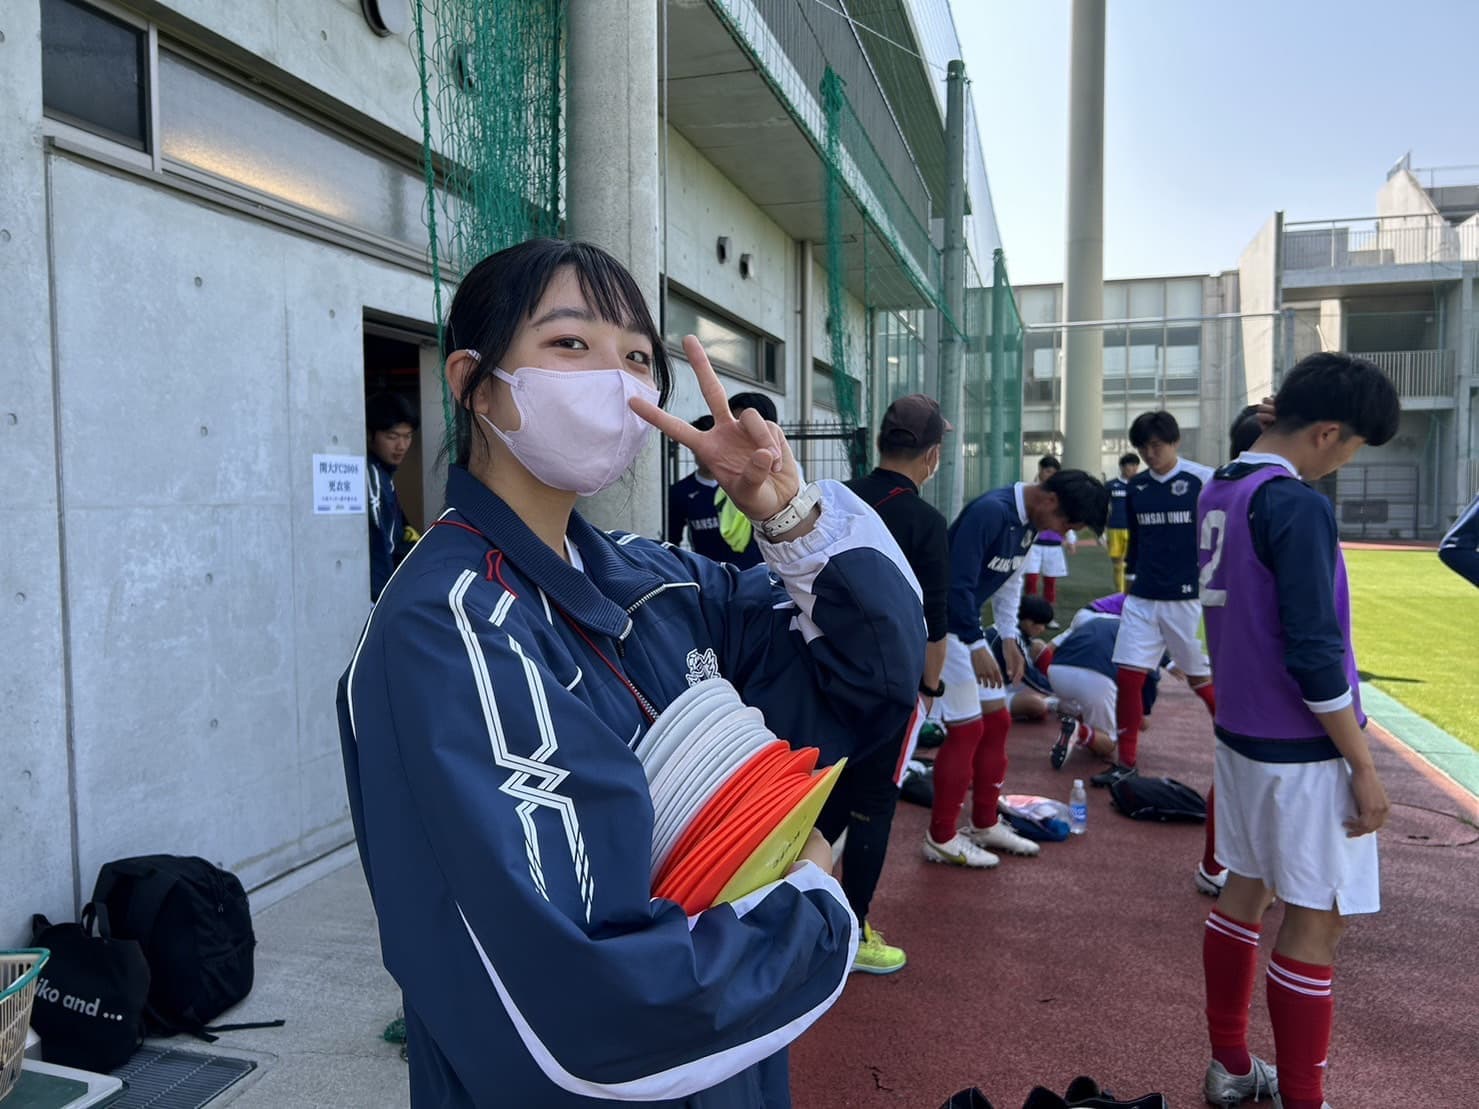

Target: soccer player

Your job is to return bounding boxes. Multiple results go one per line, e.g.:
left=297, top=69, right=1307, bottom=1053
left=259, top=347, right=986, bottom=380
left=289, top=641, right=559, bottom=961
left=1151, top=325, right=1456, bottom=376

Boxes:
left=1196, top=352, right=1399, bottom=1109
left=1040, top=612, right=1164, bottom=770
left=1024, top=457, right=1075, bottom=614
left=1439, top=492, right=1479, bottom=588
left=666, top=415, right=733, bottom=562
left=1105, top=452, right=1140, bottom=593
left=1098, top=411, right=1217, bottom=790
left=929, top=468, right=1109, bottom=867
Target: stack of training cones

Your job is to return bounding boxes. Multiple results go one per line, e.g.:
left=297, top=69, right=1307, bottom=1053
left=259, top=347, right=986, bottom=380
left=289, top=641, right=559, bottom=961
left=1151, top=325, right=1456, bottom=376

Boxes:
left=639, top=679, right=845, bottom=915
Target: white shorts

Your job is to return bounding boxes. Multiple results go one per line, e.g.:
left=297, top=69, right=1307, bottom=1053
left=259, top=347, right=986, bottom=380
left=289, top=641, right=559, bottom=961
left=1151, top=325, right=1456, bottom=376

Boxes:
left=1024, top=544, right=1068, bottom=578
left=1213, top=741, right=1381, bottom=916
left=941, top=634, right=1008, bottom=723
left=1111, top=595, right=1210, bottom=677
left=1046, top=664, right=1117, bottom=736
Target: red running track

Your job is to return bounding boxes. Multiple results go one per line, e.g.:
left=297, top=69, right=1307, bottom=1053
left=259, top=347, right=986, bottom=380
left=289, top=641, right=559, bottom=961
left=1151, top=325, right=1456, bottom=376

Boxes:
left=790, top=680, right=1479, bottom=1109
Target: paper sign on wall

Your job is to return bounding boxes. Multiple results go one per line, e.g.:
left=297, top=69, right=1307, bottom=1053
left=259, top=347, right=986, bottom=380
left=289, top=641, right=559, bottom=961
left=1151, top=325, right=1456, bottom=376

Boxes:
left=313, top=454, right=366, bottom=515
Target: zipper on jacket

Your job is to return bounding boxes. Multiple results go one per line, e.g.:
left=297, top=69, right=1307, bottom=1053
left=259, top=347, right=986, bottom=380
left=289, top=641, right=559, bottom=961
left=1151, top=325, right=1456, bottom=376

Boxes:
left=613, top=619, right=660, bottom=722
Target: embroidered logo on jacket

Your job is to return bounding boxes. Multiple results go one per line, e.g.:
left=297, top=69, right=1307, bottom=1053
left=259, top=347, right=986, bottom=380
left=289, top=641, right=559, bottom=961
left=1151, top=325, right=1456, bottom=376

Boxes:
left=685, top=648, right=720, bottom=686
left=1171, top=479, right=1190, bottom=497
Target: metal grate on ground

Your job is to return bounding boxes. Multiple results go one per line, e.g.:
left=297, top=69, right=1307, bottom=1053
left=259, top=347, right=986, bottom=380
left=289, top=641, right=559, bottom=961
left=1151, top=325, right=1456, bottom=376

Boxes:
left=109, top=1047, right=254, bottom=1109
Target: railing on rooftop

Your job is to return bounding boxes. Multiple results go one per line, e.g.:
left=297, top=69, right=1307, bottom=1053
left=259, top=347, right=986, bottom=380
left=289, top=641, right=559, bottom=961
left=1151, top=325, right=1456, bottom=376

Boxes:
left=1349, top=350, right=1456, bottom=398
left=1283, top=214, right=1479, bottom=271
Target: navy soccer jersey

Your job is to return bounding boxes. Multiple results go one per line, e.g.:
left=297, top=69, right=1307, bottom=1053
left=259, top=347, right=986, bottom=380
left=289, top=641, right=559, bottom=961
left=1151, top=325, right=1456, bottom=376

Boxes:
left=1106, top=477, right=1131, bottom=530
left=666, top=472, right=731, bottom=562
left=946, top=483, right=1037, bottom=645
left=1124, top=457, right=1215, bottom=600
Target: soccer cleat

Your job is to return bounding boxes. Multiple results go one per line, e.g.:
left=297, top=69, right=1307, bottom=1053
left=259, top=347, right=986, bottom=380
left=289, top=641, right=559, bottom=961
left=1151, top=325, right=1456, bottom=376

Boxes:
left=966, top=820, right=1041, bottom=857
left=1051, top=714, right=1082, bottom=770
left=1203, top=1056, right=1278, bottom=1106
left=1091, top=763, right=1138, bottom=788
left=922, top=831, right=1000, bottom=868
left=1048, top=619, right=1062, bottom=629
left=1196, top=862, right=1229, bottom=897
left=851, top=922, right=906, bottom=975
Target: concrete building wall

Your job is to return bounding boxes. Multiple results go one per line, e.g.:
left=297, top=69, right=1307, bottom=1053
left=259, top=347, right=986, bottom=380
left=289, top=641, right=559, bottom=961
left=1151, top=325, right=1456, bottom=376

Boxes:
left=2, top=0, right=75, bottom=944
left=137, top=0, right=429, bottom=148
left=46, top=155, right=437, bottom=921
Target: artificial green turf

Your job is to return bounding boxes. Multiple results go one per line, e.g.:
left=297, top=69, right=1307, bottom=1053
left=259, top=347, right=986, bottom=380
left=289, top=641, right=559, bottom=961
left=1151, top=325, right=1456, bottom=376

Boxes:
left=1345, top=549, right=1479, bottom=752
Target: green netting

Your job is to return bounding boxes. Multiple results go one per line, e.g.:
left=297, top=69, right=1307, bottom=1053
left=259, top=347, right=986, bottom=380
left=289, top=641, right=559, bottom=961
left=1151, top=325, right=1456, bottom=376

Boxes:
left=411, top=0, right=566, bottom=435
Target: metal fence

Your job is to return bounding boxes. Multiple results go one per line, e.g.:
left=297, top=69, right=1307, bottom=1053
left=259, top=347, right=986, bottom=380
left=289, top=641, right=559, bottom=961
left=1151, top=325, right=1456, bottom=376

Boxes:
left=1349, top=349, right=1457, bottom=398
left=1331, top=463, right=1421, bottom=541
left=1283, top=214, right=1479, bottom=270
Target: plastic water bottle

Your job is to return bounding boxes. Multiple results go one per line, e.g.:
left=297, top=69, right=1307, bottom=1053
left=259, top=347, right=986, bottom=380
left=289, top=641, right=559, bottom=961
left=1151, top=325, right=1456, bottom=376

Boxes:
left=1069, top=779, right=1088, bottom=836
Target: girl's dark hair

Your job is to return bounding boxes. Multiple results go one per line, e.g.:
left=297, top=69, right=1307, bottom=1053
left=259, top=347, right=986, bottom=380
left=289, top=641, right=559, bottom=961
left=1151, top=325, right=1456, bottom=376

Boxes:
left=1270, top=352, right=1400, bottom=446
left=1229, top=404, right=1263, bottom=457
left=443, top=238, right=672, bottom=466
left=1043, top=469, right=1111, bottom=535
left=1129, top=410, right=1181, bottom=448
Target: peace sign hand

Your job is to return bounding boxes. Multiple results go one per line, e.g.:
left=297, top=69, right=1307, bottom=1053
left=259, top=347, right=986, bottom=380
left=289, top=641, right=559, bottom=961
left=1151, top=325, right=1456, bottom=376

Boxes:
left=630, top=335, right=802, bottom=523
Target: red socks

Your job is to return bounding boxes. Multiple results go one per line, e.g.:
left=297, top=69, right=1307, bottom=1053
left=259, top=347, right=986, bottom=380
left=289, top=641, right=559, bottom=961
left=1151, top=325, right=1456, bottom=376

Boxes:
left=1114, top=668, right=1147, bottom=766
left=1203, top=910, right=1262, bottom=1077
left=929, top=717, right=983, bottom=843
left=1037, top=645, right=1055, bottom=671
left=1202, top=786, right=1223, bottom=876
left=970, top=708, right=1011, bottom=828
left=1024, top=573, right=1040, bottom=595
left=1194, top=681, right=1217, bottom=717
left=1268, top=953, right=1334, bottom=1108
left=927, top=710, right=1013, bottom=841
left=1043, top=576, right=1057, bottom=604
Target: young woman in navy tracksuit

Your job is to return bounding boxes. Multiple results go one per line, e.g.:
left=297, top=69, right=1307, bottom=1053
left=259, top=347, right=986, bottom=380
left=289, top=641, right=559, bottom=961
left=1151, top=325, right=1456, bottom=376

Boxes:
left=337, top=239, right=925, bottom=1108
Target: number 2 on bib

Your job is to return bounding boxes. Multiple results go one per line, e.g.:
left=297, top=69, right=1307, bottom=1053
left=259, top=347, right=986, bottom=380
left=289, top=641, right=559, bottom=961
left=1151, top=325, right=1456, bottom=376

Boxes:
left=1199, top=509, right=1227, bottom=606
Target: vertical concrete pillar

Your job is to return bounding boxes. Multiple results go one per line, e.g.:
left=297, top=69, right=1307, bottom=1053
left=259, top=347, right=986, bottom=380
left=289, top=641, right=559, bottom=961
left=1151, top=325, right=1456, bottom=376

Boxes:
left=937, top=60, right=967, bottom=519
left=567, top=0, right=662, bottom=534
left=799, top=240, right=814, bottom=470
left=1455, top=274, right=1474, bottom=507
left=1062, top=0, right=1105, bottom=477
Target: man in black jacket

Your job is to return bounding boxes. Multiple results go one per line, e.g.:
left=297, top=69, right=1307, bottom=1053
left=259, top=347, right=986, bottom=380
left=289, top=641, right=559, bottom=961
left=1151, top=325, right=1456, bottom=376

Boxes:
left=821, top=394, right=951, bottom=975
left=366, top=391, right=418, bottom=601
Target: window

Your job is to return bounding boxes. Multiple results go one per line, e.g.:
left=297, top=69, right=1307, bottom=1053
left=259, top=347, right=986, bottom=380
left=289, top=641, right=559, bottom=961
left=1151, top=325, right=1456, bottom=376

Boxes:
left=1165, top=325, right=1202, bottom=376
left=1166, top=279, right=1203, bottom=319
left=1018, top=287, right=1059, bottom=326
left=1102, top=284, right=1127, bottom=320
left=158, top=53, right=430, bottom=252
left=813, top=361, right=836, bottom=411
left=1129, top=282, right=1164, bottom=319
left=41, top=0, right=149, bottom=150
left=664, top=289, right=780, bottom=386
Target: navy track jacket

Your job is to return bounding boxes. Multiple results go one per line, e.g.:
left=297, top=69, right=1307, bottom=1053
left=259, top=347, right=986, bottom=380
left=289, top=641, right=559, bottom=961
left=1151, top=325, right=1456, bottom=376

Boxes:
left=338, top=466, right=924, bottom=1108
left=1440, top=493, right=1479, bottom=587
left=946, top=483, right=1037, bottom=646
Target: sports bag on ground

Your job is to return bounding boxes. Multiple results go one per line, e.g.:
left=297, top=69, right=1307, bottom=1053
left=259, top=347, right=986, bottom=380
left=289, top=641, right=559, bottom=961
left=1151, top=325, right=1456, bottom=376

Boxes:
left=28, top=904, right=150, bottom=1071
left=91, top=854, right=281, bottom=1039
left=1108, top=776, right=1207, bottom=823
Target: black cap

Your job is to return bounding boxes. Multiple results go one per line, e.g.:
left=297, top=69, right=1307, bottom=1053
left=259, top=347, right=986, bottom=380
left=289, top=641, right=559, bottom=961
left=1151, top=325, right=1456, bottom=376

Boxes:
left=879, top=393, right=950, bottom=450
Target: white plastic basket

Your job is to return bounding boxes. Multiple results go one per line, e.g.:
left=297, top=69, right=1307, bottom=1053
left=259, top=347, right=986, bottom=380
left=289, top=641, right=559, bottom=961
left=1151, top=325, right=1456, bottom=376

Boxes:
left=0, top=949, right=49, bottom=1103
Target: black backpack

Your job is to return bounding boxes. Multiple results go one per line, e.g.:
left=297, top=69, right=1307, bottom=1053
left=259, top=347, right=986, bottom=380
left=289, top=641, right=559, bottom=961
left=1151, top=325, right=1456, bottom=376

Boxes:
left=28, top=904, right=151, bottom=1071
left=91, top=855, right=282, bottom=1040
left=1108, top=776, right=1207, bottom=823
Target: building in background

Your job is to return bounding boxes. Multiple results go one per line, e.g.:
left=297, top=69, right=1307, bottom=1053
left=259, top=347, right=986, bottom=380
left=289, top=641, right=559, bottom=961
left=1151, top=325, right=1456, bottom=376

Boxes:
left=1016, top=272, right=1246, bottom=476
left=1253, top=160, right=1479, bottom=540
left=2, top=0, right=1018, bottom=943
left=1019, top=159, right=1477, bottom=540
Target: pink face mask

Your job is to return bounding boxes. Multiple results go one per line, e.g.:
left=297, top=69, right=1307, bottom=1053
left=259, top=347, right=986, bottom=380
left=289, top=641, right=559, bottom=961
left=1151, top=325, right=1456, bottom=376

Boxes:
left=478, top=365, right=660, bottom=496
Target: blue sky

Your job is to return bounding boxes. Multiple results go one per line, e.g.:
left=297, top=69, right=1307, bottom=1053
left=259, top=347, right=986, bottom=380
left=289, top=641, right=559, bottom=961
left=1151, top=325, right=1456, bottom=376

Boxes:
left=954, top=0, right=1478, bottom=286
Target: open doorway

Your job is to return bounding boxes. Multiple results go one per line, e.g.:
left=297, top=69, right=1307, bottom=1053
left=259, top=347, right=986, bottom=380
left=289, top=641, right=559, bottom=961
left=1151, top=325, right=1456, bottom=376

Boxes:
left=364, top=322, right=431, bottom=534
